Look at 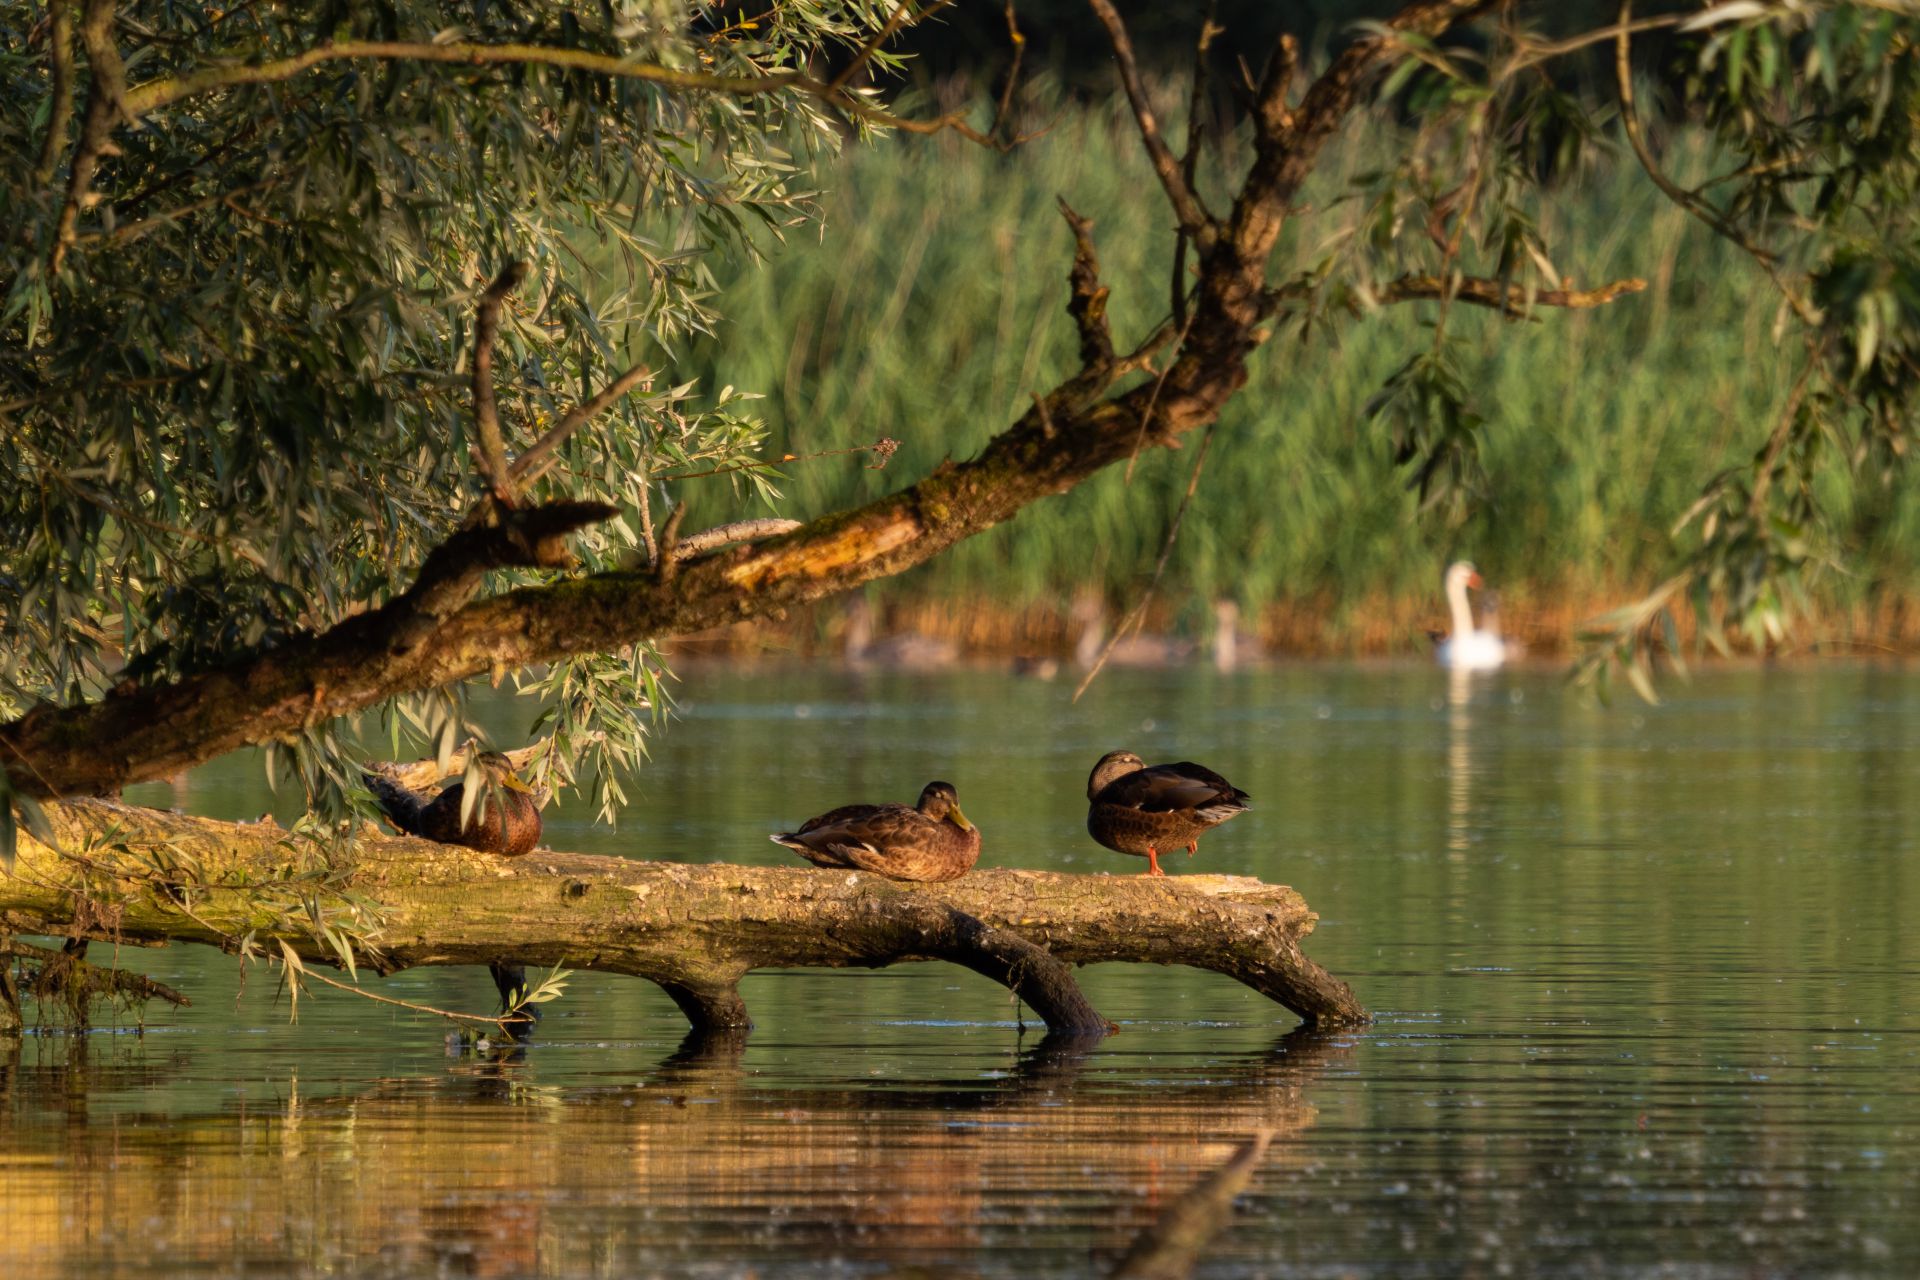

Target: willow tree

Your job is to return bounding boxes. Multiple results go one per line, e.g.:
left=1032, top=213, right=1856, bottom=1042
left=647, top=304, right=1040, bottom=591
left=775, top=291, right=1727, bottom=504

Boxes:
left=1, top=3, right=1916, bottom=844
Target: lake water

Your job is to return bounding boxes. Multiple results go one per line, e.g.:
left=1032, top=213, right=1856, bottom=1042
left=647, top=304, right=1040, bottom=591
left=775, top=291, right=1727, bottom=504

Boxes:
left=4, top=663, right=1916, bottom=1277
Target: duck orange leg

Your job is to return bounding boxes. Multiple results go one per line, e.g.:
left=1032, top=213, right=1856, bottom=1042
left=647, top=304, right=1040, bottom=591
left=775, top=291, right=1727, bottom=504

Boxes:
left=1145, top=846, right=1165, bottom=876
left=1186, top=840, right=1199, bottom=856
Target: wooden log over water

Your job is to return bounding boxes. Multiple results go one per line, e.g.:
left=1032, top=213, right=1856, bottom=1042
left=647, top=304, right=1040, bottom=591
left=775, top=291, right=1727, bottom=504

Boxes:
left=0, top=799, right=1367, bottom=1033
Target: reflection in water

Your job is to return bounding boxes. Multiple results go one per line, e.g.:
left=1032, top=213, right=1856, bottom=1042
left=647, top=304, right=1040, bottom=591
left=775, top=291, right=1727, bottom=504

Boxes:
left=1446, top=668, right=1476, bottom=859
left=0, top=1027, right=1343, bottom=1278
left=8, top=665, right=1920, bottom=1277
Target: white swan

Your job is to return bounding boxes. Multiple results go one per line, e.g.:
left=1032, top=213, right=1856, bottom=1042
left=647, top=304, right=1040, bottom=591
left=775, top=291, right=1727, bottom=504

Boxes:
left=1435, top=561, right=1507, bottom=670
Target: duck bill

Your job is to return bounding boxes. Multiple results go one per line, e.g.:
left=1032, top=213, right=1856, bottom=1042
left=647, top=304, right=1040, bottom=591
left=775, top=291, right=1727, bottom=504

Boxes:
left=501, top=773, right=533, bottom=794
left=948, top=805, right=975, bottom=833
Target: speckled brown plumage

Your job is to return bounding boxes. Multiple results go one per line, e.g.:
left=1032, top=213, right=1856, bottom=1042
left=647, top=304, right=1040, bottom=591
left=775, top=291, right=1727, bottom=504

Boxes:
left=1085, top=750, right=1250, bottom=876
left=772, top=781, right=980, bottom=882
left=366, top=752, right=543, bottom=857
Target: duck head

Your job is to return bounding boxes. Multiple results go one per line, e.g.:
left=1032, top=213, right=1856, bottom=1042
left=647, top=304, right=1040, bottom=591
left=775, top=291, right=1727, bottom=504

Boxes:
left=1087, top=750, right=1146, bottom=800
left=916, top=780, right=974, bottom=832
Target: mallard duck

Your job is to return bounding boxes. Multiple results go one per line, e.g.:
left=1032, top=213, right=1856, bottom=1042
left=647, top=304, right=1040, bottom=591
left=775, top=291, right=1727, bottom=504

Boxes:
left=365, top=751, right=543, bottom=857
left=366, top=753, right=545, bottom=1033
left=771, top=781, right=980, bottom=882
left=1086, top=750, right=1250, bottom=876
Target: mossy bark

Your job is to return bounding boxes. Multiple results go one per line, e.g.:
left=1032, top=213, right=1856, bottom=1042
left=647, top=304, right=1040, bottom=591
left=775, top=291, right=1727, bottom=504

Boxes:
left=0, top=800, right=1367, bottom=1033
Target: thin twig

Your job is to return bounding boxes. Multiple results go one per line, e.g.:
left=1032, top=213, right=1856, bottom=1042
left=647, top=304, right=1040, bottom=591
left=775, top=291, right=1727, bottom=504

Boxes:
left=49, top=0, right=128, bottom=278
left=289, top=965, right=516, bottom=1029
left=1173, top=10, right=1224, bottom=330
left=1075, top=423, right=1218, bottom=703
left=653, top=439, right=896, bottom=484
left=1124, top=311, right=1197, bottom=482
left=826, top=0, right=956, bottom=93
left=1086, top=0, right=1216, bottom=242
left=116, top=36, right=1027, bottom=153
left=471, top=262, right=528, bottom=504
left=1747, top=348, right=1821, bottom=518
left=1508, top=11, right=1687, bottom=71
left=509, top=361, right=652, bottom=490
left=33, top=4, right=76, bottom=185
left=670, top=518, right=803, bottom=561
left=1614, top=1, right=1818, bottom=325
left=635, top=457, right=660, bottom=570
left=989, top=1, right=1028, bottom=144
left=1267, top=272, right=1647, bottom=317
left=76, top=175, right=286, bottom=247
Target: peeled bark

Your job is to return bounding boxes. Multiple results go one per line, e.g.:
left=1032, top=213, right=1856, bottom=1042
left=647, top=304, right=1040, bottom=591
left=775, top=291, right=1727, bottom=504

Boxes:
left=0, top=800, right=1367, bottom=1033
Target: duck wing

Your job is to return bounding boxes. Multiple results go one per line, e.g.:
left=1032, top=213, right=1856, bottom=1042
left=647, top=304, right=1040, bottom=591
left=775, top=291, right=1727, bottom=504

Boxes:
left=775, top=803, right=922, bottom=863
left=1097, top=762, right=1249, bottom=813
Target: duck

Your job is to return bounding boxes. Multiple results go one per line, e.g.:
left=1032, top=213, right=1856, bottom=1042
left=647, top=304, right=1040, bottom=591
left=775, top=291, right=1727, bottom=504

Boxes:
left=365, top=751, right=544, bottom=857
left=365, top=751, right=546, bottom=1036
left=1434, top=561, right=1508, bottom=671
left=771, top=780, right=980, bottom=882
left=1085, top=751, right=1250, bottom=877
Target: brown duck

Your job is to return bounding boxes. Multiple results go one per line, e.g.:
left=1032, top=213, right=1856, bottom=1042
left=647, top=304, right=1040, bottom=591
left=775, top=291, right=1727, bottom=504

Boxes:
left=771, top=781, right=980, bottom=882
left=366, top=752, right=545, bottom=1035
left=1085, top=750, right=1250, bottom=876
left=365, top=752, right=543, bottom=857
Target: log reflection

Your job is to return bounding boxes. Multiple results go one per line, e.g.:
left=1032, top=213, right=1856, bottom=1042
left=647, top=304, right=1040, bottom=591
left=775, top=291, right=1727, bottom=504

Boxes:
left=0, top=1028, right=1346, bottom=1276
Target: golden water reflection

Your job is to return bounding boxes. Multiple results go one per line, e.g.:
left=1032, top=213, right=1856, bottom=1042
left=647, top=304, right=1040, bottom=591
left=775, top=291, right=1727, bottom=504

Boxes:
left=1, top=1028, right=1340, bottom=1278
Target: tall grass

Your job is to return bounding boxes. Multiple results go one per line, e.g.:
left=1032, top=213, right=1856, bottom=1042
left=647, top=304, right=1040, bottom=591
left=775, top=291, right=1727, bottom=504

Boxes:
left=648, top=93, right=1920, bottom=652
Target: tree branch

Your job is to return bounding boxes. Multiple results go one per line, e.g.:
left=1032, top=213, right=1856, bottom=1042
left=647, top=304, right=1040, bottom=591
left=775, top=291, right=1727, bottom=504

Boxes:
left=116, top=36, right=1005, bottom=151
left=1086, top=0, right=1216, bottom=245
left=1613, top=0, right=1818, bottom=325
left=470, top=262, right=527, bottom=505
left=509, top=361, right=653, bottom=490
left=1173, top=11, right=1225, bottom=330
left=6, top=799, right=1366, bottom=1032
left=670, top=519, right=803, bottom=561
left=0, top=0, right=1561, bottom=805
left=1354, top=272, right=1649, bottom=315
left=1058, top=199, right=1116, bottom=381
left=32, top=3, right=76, bottom=185
left=390, top=499, right=618, bottom=650
left=825, top=0, right=957, bottom=93
left=48, top=0, right=128, bottom=278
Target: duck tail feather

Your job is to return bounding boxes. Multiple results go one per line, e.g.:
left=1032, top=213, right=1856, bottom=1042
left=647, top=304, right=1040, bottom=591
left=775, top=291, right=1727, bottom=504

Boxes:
left=364, top=771, right=428, bottom=834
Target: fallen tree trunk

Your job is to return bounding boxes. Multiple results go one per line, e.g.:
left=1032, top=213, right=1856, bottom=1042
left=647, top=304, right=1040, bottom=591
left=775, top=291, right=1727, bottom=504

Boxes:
left=0, top=800, right=1367, bottom=1033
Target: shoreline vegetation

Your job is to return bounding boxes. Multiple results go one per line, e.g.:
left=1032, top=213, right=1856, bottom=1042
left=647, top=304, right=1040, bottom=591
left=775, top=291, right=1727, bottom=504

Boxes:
left=663, top=587, right=1920, bottom=665
left=643, top=88, right=1920, bottom=664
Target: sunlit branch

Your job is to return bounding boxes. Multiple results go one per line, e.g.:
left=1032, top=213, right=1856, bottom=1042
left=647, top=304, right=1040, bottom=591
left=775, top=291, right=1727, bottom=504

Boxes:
left=510, top=362, right=654, bottom=492
left=32, top=4, right=75, bottom=185
left=1283, top=272, right=1649, bottom=316
left=1086, top=0, right=1217, bottom=244
left=115, top=35, right=1003, bottom=151
left=470, top=263, right=526, bottom=505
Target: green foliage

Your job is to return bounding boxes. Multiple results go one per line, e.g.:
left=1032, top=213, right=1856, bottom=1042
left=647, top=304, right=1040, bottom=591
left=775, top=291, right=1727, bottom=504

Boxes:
left=0, top=1, right=915, bottom=832
left=664, top=8, right=1920, bottom=674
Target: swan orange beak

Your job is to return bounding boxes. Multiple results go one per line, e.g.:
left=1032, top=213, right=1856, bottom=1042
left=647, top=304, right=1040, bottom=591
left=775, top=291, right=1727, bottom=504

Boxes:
left=1467, top=571, right=1484, bottom=589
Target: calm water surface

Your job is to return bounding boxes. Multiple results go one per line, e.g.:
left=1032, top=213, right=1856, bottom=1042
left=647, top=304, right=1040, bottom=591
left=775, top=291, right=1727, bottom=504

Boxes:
left=3, top=663, right=1916, bottom=1277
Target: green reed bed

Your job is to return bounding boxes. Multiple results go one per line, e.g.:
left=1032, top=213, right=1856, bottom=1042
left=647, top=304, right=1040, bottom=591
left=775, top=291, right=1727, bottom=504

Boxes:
left=643, top=94, right=1920, bottom=652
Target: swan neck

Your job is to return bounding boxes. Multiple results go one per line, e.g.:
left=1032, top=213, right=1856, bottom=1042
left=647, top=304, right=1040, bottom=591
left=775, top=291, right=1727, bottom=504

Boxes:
left=1446, top=574, right=1477, bottom=638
